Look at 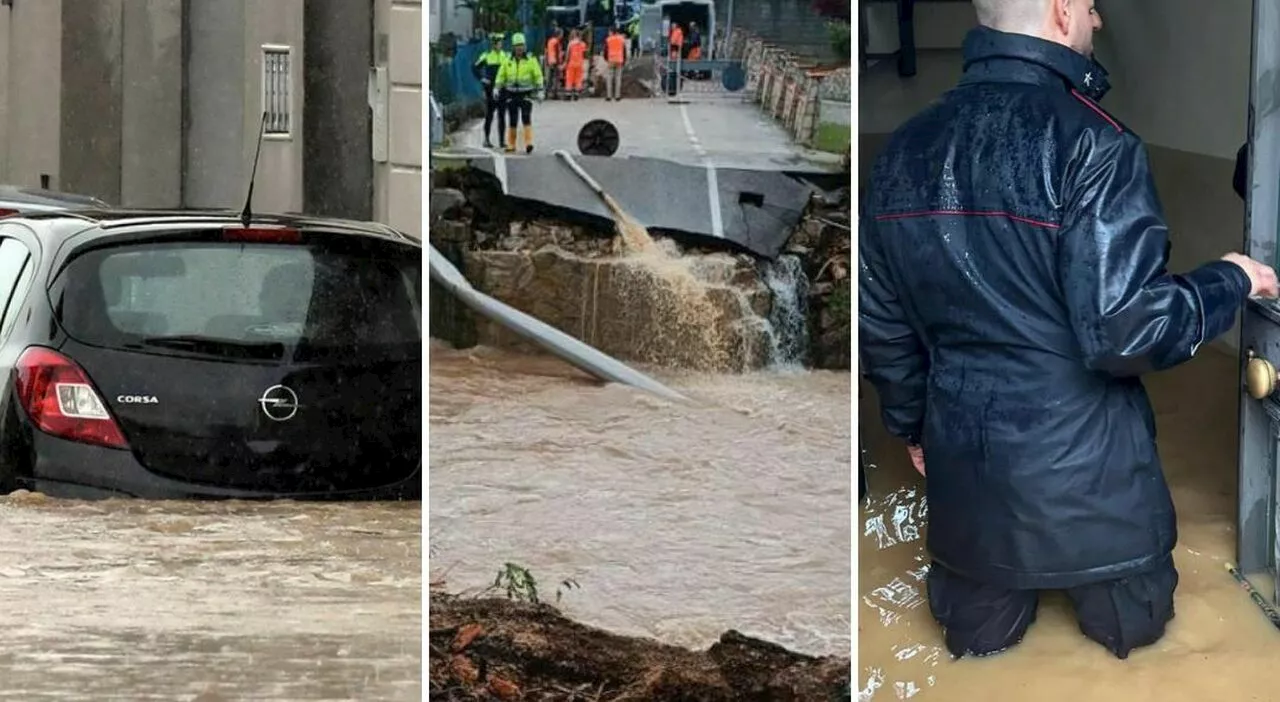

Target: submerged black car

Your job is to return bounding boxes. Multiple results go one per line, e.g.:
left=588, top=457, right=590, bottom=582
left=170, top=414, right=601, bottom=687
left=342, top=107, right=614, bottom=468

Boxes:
left=0, top=209, right=421, bottom=499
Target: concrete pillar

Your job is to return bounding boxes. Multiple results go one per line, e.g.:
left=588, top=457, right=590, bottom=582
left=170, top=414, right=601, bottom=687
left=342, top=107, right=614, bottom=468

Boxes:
left=183, top=0, right=247, bottom=209
left=60, top=0, right=124, bottom=203
left=303, top=0, right=373, bottom=221
left=121, top=0, right=182, bottom=207
left=7, top=1, right=61, bottom=190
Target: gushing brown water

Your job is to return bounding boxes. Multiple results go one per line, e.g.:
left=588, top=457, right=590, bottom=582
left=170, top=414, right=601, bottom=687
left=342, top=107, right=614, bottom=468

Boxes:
left=858, top=350, right=1277, bottom=701
left=603, top=192, right=658, bottom=255
left=0, top=495, right=420, bottom=700
left=590, top=194, right=767, bottom=371
left=429, top=340, right=851, bottom=656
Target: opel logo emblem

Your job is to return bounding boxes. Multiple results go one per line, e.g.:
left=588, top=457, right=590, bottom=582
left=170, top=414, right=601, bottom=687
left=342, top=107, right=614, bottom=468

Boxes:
left=259, top=384, right=299, bottom=422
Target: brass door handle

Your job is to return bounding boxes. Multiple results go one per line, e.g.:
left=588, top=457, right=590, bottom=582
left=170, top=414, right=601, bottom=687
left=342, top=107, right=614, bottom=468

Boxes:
left=1246, top=349, right=1277, bottom=400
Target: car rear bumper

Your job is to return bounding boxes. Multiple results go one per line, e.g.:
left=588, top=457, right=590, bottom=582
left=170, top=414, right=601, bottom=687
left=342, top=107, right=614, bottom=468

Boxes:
left=25, top=433, right=421, bottom=501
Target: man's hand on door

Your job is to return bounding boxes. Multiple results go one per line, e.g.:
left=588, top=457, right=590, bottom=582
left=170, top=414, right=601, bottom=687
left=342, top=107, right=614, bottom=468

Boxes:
left=907, top=444, right=925, bottom=477
left=1222, top=252, right=1280, bottom=299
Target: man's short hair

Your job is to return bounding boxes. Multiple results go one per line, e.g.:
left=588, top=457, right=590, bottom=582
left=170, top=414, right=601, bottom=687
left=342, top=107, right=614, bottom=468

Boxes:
left=972, top=0, right=1048, bottom=31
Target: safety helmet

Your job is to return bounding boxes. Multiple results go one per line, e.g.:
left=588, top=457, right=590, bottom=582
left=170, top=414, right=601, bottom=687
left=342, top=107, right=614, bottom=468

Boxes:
left=489, top=32, right=504, bottom=41
left=511, top=32, right=527, bottom=47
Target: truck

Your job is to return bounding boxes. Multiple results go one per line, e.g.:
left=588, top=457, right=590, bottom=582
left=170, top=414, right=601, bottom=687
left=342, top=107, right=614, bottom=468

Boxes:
left=637, top=0, right=716, bottom=58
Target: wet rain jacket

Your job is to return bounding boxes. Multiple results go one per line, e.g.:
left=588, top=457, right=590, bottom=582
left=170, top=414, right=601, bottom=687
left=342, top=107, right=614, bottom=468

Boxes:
left=473, top=48, right=509, bottom=84
left=860, top=26, right=1251, bottom=590
left=496, top=53, right=544, bottom=95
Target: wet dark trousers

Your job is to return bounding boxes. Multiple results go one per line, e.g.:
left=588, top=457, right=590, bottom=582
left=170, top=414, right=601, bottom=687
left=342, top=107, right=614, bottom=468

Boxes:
left=927, top=558, right=1178, bottom=660
left=483, top=85, right=506, bottom=142
left=507, top=95, right=533, bottom=127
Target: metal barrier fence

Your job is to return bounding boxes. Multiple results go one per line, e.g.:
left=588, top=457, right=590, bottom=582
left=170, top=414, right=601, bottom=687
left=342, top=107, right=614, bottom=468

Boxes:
left=713, top=29, right=852, bottom=149
left=651, top=53, right=750, bottom=103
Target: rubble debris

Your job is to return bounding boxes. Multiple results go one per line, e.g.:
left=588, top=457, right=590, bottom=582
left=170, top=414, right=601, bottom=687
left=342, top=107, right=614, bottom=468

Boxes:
left=429, top=596, right=851, bottom=701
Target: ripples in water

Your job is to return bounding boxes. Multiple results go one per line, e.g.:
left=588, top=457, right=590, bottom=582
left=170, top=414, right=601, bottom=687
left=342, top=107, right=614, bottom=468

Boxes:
left=429, top=341, right=851, bottom=656
left=0, top=494, right=421, bottom=700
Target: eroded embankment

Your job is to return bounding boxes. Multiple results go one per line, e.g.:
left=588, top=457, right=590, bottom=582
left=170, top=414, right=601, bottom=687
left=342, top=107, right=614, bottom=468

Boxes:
left=429, top=594, right=851, bottom=701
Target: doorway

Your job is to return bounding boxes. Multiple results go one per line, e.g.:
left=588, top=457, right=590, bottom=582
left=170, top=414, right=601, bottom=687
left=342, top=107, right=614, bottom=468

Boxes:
left=1236, top=0, right=1280, bottom=605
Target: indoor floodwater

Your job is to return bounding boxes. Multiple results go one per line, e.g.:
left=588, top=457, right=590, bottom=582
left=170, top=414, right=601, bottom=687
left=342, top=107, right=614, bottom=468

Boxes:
left=859, top=350, right=1278, bottom=701
left=0, top=496, right=420, bottom=700
left=429, top=339, right=851, bottom=656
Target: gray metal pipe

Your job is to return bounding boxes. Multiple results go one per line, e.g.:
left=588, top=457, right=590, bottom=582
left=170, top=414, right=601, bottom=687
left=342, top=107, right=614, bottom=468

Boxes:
left=428, top=244, right=691, bottom=404
left=553, top=150, right=606, bottom=196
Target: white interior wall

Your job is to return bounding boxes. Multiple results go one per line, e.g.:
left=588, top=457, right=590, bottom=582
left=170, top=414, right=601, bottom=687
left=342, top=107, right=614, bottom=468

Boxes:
left=1093, top=1, right=1252, bottom=350
left=1093, top=1, right=1252, bottom=160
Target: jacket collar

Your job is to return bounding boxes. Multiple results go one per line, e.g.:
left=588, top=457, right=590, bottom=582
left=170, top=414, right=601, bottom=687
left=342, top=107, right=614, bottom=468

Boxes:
left=961, top=25, right=1110, bottom=101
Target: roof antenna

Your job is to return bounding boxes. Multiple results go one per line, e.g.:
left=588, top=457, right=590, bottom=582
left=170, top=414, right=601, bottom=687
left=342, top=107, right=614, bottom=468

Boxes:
left=239, top=111, right=268, bottom=228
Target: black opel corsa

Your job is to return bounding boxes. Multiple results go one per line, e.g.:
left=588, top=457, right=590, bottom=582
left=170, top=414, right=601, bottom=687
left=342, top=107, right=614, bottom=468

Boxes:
left=0, top=209, right=421, bottom=499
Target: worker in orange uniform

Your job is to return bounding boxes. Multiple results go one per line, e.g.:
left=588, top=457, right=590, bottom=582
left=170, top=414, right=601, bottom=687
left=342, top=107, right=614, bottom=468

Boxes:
left=563, top=29, right=588, bottom=101
left=664, top=22, right=684, bottom=96
left=686, top=21, right=702, bottom=61
left=604, top=25, right=627, bottom=101
left=544, top=28, right=563, bottom=99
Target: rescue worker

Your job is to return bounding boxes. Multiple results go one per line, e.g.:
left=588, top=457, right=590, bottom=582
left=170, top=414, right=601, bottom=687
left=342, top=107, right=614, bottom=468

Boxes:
left=861, top=0, right=1280, bottom=661
left=668, top=21, right=684, bottom=61
left=472, top=32, right=509, bottom=149
left=627, top=15, right=641, bottom=56
left=604, top=25, right=627, bottom=101
left=686, top=21, right=702, bottom=61
left=494, top=32, right=543, bottom=154
left=544, top=28, right=564, bottom=99
left=564, top=29, right=588, bottom=100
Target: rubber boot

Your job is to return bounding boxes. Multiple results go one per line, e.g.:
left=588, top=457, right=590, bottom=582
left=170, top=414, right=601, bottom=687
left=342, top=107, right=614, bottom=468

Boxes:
left=524, top=126, right=534, bottom=154
left=504, top=128, right=517, bottom=154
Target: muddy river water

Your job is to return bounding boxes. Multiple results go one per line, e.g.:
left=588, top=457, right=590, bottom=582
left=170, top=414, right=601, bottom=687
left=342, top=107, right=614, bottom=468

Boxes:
left=428, top=340, right=852, bottom=657
left=0, top=495, right=421, bottom=700
left=859, top=350, right=1278, bottom=701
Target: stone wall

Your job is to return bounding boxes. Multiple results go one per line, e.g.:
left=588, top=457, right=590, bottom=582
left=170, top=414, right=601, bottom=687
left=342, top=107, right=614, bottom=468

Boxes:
left=717, top=29, right=852, bottom=150
left=786, top=188, right=851, bottom=370
left=429, top=169, right=852, bottom=372
left=463, top=240, right=775, bottom=372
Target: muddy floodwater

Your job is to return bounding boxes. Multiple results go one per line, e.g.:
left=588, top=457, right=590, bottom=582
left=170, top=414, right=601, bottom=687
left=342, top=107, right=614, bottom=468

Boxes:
left=0, top=496, right=421, bottom=700
left=859, top=350, right=1277, bottom=701
left=428, top=340, right=851, bottom=657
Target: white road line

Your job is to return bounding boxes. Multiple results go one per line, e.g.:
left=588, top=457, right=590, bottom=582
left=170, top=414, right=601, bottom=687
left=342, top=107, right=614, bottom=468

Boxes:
left=493, top=152, right=509, bottom=194
left=679, top=104, right=724, bottom=240
left=705, top=167, right=723, bottom=240
left=678, top=103, right=708, bottom=158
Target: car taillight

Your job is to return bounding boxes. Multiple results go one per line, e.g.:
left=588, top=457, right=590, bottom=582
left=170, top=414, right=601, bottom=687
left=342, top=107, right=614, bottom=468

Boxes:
left=223, top=226, right=302, bottom=243
left=0, top=209, right=19, bottom=218
left=15, top=347, right=128, bottom=449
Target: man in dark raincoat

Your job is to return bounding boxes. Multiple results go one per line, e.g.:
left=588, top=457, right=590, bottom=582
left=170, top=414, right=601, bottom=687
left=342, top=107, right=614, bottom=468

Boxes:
left=860, top=0, right=1279, bottom=660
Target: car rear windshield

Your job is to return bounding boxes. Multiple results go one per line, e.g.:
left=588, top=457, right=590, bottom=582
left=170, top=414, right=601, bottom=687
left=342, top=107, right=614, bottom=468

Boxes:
left=55, top=239, right=421, bottom=362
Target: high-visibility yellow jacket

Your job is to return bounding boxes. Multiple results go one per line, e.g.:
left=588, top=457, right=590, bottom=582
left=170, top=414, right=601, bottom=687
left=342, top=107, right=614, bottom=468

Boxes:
left=495, top=54, right=544, bottom=94
left=473, top=49, right=509, bottom=83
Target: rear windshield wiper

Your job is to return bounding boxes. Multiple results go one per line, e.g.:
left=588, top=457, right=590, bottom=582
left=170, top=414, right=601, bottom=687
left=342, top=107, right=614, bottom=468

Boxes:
left=137, top=334, right=286, bottom=359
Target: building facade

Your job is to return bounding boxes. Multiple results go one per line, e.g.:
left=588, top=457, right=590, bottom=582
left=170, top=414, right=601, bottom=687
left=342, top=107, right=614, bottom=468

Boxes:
left=0, top=0, right=421, bottom=237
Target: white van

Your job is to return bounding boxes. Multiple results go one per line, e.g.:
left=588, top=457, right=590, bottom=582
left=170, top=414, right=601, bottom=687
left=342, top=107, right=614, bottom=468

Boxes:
left=638, top=0, right=716, bottom=58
